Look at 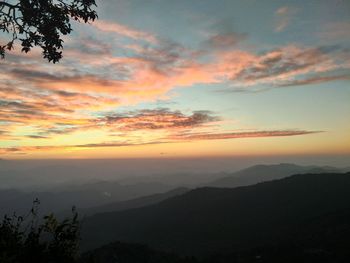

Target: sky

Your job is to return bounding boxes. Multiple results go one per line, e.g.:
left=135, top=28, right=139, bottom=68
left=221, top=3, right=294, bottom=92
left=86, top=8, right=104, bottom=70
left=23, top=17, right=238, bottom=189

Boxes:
left=0, top=0, right=350, bottom=159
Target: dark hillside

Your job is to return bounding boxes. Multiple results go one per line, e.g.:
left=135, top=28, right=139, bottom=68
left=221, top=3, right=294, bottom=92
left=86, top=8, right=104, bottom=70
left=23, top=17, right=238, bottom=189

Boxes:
left=209, top=163, right=341, bottom=187
left=81, top=172, right=350, bottom=256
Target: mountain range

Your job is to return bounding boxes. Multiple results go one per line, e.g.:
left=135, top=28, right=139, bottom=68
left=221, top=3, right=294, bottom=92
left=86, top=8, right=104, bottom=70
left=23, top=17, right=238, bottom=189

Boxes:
left=208, top=163, right=345, bottom=187
left=81, top=172, right=350, bottom=257
left=1, top=163, right=348, bottom=219
left=67, top=187, right=189, bottom=217
left=0, top=181, right=175, bottom=217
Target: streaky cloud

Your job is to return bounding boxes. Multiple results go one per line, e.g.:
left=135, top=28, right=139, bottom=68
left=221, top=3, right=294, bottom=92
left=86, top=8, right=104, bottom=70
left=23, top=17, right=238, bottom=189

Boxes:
left=0, top=130, right=322, bottom=154
left=168, top=130, right=323, bottom=141
left=278, top=74, right=350, bottom=87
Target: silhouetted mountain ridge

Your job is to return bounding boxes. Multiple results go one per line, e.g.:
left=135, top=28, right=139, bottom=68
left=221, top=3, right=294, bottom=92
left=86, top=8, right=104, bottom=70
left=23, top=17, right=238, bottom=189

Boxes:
left=69, top=187, right=189, bottom=217
left=0, top=181, right=174, bottom=217
left=81, top=172, right=350, bottom=256
left=208, top=163, right=343, bottom=187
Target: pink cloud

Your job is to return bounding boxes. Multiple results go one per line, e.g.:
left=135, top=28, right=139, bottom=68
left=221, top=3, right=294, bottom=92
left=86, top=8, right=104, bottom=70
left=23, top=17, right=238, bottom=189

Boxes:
left=274, top=6, right=298, bottom=32
left=1, top=22, right=348, bottom=149
left=93, top=20, right=158, bottom=44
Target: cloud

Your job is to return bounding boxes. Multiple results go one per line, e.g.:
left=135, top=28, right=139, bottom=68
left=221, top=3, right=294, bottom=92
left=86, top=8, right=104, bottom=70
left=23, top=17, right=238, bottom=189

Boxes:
left=1, top=18, right=348, bottom=153
left=205, top=32, right=246, bottom=51
left=1, top=69, right=121, bottom=113
left=99, top=108, right=220, bottom=131
left=69, top=36, right=113, bottom=57
left=231, top=45, right=348, bottom=86
left=3, top=31, right=348, bottom=106
left=0, top=95, right=100, bottom=140
left=0, top=108, right=220, bottom=140
left=0, top=129, right=322, bottom=154
left=0, top=140, right=170, bottom=154
left=168, top=130, right=322, bottom=141
left=133, top=40, right=195, bottom=74
left=93, top=20, right=158, bottom=44
left=1, top=41, right=347, bottom=145
left=2, top=40, right=217, bottom=107
left=1, top=91, right=322, bottom=153
left=26, top=135, right=49, bottom=139
left=0, top=129, right=12, bottom=140
left=278, top=74, right=350, bottom=87
left=274, top=6, right=297, bottom=32
left=0, top=97, right=91, bottom=126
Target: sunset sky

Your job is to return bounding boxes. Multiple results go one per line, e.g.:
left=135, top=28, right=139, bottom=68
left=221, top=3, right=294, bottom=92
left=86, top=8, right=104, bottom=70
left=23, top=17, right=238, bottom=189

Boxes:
left=0, top=0, right=349, bottom=159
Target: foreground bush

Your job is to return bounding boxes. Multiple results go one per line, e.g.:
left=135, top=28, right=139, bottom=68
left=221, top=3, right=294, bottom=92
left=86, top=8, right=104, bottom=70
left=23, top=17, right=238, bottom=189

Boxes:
left=0, top=199, right=80, bottom=263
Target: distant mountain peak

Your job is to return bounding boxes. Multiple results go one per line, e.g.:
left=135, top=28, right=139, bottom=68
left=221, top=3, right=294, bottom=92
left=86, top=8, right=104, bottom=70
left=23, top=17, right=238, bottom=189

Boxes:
left=81, top=172, right=350, bottom=256
left=208, top=163, right=341, bottom=188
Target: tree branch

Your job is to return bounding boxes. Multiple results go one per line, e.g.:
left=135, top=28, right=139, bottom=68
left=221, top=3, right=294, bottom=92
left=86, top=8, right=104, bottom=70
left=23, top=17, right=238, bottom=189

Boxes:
left=0, top=1, right=20, bottom=9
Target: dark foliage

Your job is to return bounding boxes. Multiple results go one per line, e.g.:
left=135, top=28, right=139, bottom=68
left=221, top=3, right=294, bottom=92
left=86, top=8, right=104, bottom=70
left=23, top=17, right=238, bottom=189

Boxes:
left=81, top=230, right=350, bottom=263
left=0, top=199, right=80, bottom=263
left=80, top=242, right=199, bottom=263
left=0, top=0, right=97, bottom=63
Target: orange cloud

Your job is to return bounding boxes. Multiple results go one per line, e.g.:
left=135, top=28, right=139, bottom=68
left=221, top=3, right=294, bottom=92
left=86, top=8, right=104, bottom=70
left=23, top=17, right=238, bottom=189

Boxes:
left=0, top=129, right=321, bottom=155
left=1, top=21, right=348, bottom=153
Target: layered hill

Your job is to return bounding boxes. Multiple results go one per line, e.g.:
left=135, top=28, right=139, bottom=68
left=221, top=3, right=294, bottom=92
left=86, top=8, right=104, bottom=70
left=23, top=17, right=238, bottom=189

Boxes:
left=81, top=172, right=350, bottom=256
left=0, top=181, right=174, bottom=217
left=76, top=187, right=189, bottom=217
left=208, top=163, right=342, bottom=187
